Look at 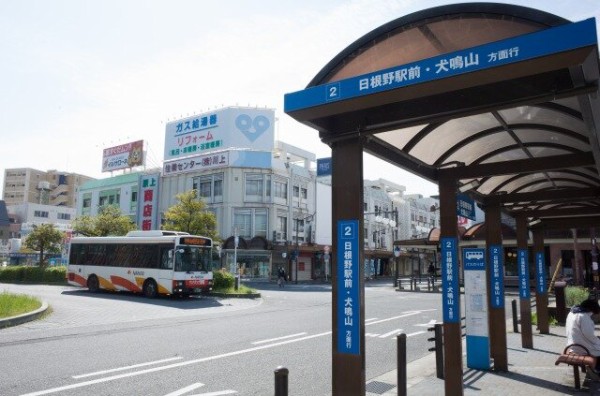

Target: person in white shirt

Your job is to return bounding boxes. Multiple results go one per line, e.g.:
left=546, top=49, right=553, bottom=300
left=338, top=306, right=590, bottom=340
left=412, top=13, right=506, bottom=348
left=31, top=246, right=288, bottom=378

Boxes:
left=566, top=299, right=600, bottom=377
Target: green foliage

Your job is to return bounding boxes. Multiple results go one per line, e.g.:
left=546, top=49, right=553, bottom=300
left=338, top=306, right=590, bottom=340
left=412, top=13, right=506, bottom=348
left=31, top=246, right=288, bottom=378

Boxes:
left=531, top=312, right=558, bottom=326
left=212, top=269, right=235, bottom=289
left=72, top=205, right=137, bottom=237
left=162, top=190, right=219, bottom=240
left=24, top=224, right=65, bottom=267
left=0, top=266, right=67, bottom=283
left=0, top=291, right=42, bottom=318
left=565, top=286, right=590, bottom=307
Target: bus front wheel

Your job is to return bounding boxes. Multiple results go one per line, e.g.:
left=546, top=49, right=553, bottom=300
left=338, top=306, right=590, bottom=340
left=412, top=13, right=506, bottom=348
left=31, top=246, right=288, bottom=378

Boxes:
left=143, top=279, right=158, bottom=298
left=87, top=275, right=100, bottom=293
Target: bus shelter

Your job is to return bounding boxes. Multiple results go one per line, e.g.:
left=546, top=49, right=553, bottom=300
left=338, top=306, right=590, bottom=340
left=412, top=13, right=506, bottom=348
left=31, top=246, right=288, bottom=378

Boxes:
left=284, top=3, right=600, bottom=395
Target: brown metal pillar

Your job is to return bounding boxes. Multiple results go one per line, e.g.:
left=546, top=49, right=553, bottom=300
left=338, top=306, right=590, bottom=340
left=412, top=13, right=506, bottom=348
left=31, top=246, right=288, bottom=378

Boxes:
left=484, top=203, right=508, bottom=371
left=516, top=216, right=533, bottom=348
left=439, top=175, right=464, bottom=395
left=533, top=229, right=549, bottom=334
left=331, top=138, right=365, bottom=395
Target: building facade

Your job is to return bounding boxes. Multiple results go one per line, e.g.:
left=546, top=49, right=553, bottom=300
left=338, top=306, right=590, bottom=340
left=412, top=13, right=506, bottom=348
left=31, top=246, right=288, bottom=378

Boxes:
left=3, top=168, right=95, bottom=208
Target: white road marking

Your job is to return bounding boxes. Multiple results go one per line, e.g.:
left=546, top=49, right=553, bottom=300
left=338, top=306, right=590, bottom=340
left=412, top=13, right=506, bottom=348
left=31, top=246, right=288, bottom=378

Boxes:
left=164, top=382, right=204, bottom=396
left=378, top=329, right=403, bottom=338
left=406, top=331, right=426, bottom=337
left=365, top=317, right=378, bottom=322
left=365, top=311, right=422, bottom=326
left=365, top=333, right=380, bottom=337
left=252, top=332, right=307, bottom=345
left=73, top=357, right=184, bottom=379
left=414, top=319, right=440, bottom=327
left=21, top=331, right=332, bottom=396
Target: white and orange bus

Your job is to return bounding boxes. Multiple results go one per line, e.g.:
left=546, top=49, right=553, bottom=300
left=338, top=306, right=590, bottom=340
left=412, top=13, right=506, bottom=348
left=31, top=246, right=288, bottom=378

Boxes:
left=67, top=230, right=213, bottom=298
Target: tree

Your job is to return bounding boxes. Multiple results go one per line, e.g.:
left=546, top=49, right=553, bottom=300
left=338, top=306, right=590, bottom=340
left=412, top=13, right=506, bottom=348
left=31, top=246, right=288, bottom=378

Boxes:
left=24, top=224, right=64, bottom=267
left=72, top=205, right=137, bottom=237
left=162, top=189, right=219, bottom=240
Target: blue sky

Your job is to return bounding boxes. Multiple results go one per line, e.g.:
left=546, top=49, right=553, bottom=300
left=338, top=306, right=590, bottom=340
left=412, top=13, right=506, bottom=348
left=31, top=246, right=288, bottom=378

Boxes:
left=1, top=0, right=599, bottom=199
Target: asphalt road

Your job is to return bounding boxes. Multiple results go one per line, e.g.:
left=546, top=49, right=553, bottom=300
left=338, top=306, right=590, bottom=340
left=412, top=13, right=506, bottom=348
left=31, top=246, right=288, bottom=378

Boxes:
left=0, top=281, right=443, bottom=396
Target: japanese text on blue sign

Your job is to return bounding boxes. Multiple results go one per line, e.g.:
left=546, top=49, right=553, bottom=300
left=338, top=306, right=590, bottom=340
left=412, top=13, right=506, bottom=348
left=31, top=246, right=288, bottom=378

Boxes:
left=518, top=249, right=531, bottom=299
left=536, top=252, right=546, bottom=295
left=489, top=245, right=504, bottom=308
left=441, top=237, right=460, bottom=323
left=337, top=220, right=360, bottom=355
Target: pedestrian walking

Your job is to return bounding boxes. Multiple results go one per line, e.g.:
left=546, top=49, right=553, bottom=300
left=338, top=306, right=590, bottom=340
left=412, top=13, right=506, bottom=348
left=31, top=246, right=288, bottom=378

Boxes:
left=277, top=266, right=287, bottom=288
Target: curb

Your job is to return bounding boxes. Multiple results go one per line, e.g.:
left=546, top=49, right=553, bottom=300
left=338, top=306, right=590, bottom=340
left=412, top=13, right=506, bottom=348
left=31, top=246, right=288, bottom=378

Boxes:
left=209, top=292, right=262, bottom=299
left=0, top=301, right=49, bottom=329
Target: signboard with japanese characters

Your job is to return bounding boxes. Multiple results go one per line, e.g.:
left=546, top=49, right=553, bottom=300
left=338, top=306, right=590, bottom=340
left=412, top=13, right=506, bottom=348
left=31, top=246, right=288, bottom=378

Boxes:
left=102, top=140, right=145, bottom=173
left=285, top=19, right=596, bottom=113
left=489, top=245, right=504, bottom=309
left=536, top=252, right=547, bottom=295
left=441, top=237, right=460, bottom=323
left=518, top=249, right=531, bottom=299
left=164, top=107, right=275, bottom=161
left=137, top=173, right=160, bottom=231
left=456, top=194, right=476, bottom=221
left=336, top=219, right=360, bottom=355
left=163, top=152, right=229, bottom=175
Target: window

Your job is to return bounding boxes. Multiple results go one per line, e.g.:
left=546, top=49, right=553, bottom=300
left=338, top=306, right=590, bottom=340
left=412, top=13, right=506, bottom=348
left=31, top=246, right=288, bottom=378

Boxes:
left=57, top=213, right=71, bottom=220
left=192, top=173, right=223, bottom=203
left=301, top=187, right=308, bottom=200
left=34, top=210, right=49, bottom=218
left=277, top=216, right=288, bottom=240
left=273, top=180, right=287, bottom=199
left=234, top=208, right=269, bottom=239
left=293, top=185, right=299, bottom=198
left=131, top=190, right=138, bottom=202
left=244, top=173, right=270, bottom=203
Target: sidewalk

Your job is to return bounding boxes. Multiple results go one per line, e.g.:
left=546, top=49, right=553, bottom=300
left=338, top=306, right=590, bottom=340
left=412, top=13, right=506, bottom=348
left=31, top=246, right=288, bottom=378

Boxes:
left=367, top=323, right=600, bottom=395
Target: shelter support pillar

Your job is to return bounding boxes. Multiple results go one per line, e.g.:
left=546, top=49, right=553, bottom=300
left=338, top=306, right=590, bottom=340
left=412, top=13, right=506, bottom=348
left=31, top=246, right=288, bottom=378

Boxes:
left=439, top=175, right=464, bottom=395
left=533, top=229, right=549, bottom=334
left=331, top=138, right=365, bottom=396
left=484, top=203, right=508, bottom=371
left=516, top=216, right=533, bottom=348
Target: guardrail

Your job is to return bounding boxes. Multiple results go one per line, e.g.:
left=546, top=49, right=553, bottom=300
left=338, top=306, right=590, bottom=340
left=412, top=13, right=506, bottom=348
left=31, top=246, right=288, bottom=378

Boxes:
left=396, top=276, right=441, bottom=292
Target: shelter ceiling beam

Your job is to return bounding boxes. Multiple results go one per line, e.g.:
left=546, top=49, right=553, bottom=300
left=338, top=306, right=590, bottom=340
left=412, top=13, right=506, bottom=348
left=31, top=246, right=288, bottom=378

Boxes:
left=439, top=152, right=594, bottom=180
left=509, top=206, right=600, bottom=218
left=484, top=187, right=600, bottom=205
left=529, top=215, right=600, bottom=230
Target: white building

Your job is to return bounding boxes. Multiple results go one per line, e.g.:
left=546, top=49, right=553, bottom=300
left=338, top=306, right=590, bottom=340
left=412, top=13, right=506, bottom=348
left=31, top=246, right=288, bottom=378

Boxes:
left=8, top=202, right=75, bottom=236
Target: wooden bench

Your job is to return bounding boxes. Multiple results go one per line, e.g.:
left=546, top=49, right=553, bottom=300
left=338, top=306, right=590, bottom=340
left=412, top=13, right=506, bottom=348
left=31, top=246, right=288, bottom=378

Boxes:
left=555, top=343, right=597, bottom=389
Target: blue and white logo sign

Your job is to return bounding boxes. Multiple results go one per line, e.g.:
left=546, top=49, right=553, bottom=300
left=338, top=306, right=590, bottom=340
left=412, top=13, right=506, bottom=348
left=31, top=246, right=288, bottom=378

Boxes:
left=235, top=113, right=271, bottom=142
left=317, top=157, right=332, bottom=176
left=164, top=107, right=275, bottom=161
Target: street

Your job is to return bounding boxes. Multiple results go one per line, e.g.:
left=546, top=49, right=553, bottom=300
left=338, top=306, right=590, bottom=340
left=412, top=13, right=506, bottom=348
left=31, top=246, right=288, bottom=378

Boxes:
left=0, top=281, right=443, bottom=395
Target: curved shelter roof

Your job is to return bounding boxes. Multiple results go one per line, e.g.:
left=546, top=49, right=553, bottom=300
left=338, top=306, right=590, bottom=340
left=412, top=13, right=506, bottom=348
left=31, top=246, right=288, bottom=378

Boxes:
left=285, top=3, right=600, bottom=229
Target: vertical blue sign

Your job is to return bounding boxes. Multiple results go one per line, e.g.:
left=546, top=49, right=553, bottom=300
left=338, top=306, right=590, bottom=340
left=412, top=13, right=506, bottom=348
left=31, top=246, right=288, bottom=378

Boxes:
left=489, top=245, right=505, bottom=309
left=337, top=220, right=360, bottom=355
left=518, top=249, right=531, bottom=299
left=441, top=237, right=460, bottom=323
left=536, top=252, right=547, bottom=295
left=463, top=248, right=490, bottom=370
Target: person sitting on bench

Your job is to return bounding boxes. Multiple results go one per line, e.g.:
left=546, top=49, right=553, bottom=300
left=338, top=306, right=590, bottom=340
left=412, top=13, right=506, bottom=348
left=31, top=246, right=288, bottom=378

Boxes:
left=566, top=299, right=600, bottom=378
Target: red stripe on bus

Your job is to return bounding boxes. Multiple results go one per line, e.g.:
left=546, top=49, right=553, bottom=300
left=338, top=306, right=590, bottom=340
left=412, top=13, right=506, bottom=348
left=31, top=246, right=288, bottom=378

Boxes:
left=111, top=275, right=142, bottom=292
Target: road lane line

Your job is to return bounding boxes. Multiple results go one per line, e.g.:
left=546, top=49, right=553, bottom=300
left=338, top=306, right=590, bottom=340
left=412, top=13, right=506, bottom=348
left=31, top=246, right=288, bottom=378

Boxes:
left=365, top=318, right=378, bottom=322
left=378, top=329, right=403, bottom=338
left=21, top=331, right=333, bottom=396
left=73, top=357, right=184, bottom=379
left=365, top=311, right=421, bottom=326
left=406, top=331, right=426, bottom=337
left=164, top=382, right=204, bottom=396
left=251, top=332, right=307, bottom=345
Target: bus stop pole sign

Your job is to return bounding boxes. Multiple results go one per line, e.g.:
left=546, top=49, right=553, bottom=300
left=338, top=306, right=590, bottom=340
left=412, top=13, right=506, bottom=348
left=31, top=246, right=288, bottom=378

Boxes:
left=336, top=220, right=360, bottom=355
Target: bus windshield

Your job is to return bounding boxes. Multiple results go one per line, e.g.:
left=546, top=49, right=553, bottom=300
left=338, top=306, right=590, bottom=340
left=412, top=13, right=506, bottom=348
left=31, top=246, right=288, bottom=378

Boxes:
left=175, top=245, right=210, bottom=272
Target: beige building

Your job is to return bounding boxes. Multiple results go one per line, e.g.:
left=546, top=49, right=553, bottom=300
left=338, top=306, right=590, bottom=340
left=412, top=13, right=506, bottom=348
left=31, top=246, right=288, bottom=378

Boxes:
left=3, top=168, right=95, bottom=208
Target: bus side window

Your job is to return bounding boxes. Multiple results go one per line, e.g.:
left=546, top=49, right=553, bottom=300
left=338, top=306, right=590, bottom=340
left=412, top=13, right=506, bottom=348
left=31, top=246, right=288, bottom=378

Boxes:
left=160, top=247, right=173, bottom=269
